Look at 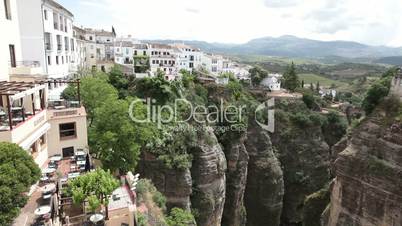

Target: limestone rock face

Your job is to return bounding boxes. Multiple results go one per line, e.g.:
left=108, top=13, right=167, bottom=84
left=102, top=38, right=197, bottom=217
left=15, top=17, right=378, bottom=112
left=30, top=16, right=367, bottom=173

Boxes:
left=244, top=125, right=284, bottom=226
left=190, top=127, right=227, bottom=226
left=326, top=117, right=402, bottom=226
left=137, top=152, right=193, bottom=210
left=221, top=133, right=249, bottom=226
left=270, top=125, right=331, bottom=225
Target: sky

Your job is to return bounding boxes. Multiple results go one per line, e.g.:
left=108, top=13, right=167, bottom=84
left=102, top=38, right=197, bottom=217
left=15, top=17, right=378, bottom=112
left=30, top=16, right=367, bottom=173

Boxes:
left=59, top=0, right=402, bottom=47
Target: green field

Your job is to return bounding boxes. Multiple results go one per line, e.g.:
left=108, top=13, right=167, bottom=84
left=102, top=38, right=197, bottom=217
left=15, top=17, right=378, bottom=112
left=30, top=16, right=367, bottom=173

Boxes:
left=298, top=73, right=346, bottom=87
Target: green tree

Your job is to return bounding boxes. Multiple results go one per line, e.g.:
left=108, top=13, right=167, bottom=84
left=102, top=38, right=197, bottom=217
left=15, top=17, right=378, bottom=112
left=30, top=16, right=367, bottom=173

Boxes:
left=89, top=97, right=154, bottom=173
left=68, top=168, right=119, bottom=219
left=61, top=84, right=78, bottom=101
left=282, top=62, right=300, bottom=92
left=0, top=142, right=40, bottom=225
left=249, top=66, right=268, bottom=86
left=80, top=76, right=119, bottom=124
left=109, top=65, right=129, bottom=98
left=362, top=68, right=396, bottom=114
left=166, top=208, right=195, bottom=226
left=362, top=82, right=390, bottom=114
left=316, top=81, right=320, bottom=93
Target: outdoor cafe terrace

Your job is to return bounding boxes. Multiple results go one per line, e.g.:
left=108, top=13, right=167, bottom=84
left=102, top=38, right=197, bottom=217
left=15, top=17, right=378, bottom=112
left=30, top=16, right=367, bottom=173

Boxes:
left=0, top=80, right=81, bottom=132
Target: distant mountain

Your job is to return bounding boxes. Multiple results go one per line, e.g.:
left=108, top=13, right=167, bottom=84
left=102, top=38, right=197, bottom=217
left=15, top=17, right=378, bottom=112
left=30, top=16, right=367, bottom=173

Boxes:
left=374, top=56, right=402, bottom=66
left=144, top=35, right=402, bottom=60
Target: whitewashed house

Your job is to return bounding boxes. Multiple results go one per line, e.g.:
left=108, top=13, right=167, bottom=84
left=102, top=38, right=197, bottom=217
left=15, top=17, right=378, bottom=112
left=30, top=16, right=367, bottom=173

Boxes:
left=171, top=43, right=203, bottom=73
left=261, top=74, right=282, bottom=91
left=11, top=0, right=77, bottom=79
left=1, top=0, right=23, bottom=81
left=149, top=43, right=178, bottom=80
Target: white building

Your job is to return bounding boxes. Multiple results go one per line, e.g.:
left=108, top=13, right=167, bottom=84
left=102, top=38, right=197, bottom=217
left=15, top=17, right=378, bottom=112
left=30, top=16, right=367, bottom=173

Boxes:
left=261, top=74, right=282, bottom=91
left=75, top=27, right=115, bottom=72
left=171, top=43, right=203, bottom=73
left=149, top=43, right=178, bottom=80
left=15, top=0, right=77, bottom=79
left=114, top=41, right=134, bottom=65
left=0, top=0, right=23, bottom=81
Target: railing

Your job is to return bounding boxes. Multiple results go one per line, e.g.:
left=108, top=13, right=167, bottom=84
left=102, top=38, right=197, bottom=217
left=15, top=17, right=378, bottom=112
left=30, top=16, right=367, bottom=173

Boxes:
left=9, top=61, right=41, bottom=68
left=45, top=43, right=52, bottom=51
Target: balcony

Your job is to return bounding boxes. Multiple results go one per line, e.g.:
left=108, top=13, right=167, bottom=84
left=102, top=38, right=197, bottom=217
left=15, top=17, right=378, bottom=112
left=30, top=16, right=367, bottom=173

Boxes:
left=45, top=43, right=52, bottom=51
left=9, top=61, right=43, bottom=75
left=0, top=82, right=48, bottom=145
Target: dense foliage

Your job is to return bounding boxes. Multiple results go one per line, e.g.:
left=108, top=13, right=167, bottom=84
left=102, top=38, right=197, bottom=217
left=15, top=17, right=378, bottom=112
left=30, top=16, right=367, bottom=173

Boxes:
left=0, top=142, right=41, bottom=225
left=249, top=66, right=268, bottom=86
left=68, top=168, right=119, bottom=218
left=362, top=68, right=397, bottom=114
left=166, top=208, right=196, bottom=226
left=282, top=62, right=300, bottom=92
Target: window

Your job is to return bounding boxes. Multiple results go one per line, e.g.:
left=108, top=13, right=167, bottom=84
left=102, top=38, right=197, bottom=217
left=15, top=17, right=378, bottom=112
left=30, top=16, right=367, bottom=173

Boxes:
left=40, top=135, right=46, bottom=146
left=47, top=56, right=51, bottom=65
left=59, top=123, right=76, bottom=140
left=53, top=12, right=58, bottom=29
left=143, top=51, right=146, bottom=56
left=64, top=37, right=69, bottom=51
left=62, top=146, right=74, bottom=157
left=56, top=35, right=62, bottom=50
left=70, top=38, right=74, bottom=51
left=45, top=32, right=52, bottom=50
left=44, top=10, right=47, bottom=20
left=89, top=36, right=93, bottom=41
left=9, top=45, right=16, bottom=67
left=4, top=0, right=11, bottom=20
left=56, top=56, right=59, bottom=64
left=134, top=50, right=137, bottom=55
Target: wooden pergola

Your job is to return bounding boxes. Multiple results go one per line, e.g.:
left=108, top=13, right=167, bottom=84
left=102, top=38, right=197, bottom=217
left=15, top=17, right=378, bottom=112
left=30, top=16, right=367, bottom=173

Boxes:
left=0, top=79, right=81, bottom=130
left=0, top=81, right=47, bottom=130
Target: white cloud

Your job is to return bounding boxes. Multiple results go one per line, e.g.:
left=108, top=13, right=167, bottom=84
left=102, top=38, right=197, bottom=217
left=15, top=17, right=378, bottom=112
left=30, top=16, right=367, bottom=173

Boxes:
left=64, top=0, right=402, bottom=46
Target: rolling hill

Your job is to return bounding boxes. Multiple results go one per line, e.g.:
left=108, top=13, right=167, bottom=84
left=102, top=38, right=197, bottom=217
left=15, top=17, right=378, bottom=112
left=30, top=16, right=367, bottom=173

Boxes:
left=145, top=35, right=402, bottom=60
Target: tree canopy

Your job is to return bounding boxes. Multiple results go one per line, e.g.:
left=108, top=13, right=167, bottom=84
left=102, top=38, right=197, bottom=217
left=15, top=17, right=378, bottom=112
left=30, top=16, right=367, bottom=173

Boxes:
left=68, top=168, right=119, bottom=218
left=282, top=62, right=300, bottom=92
left=0, top=142, right=40, bottom=225
left=249, top=66, right=268, bottom=86
left=166, top=208, right=196, bottom=226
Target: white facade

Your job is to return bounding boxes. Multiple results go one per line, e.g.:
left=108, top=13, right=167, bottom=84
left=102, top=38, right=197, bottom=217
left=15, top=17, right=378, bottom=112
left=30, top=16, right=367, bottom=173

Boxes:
left=0, top=0, right=23, bottom=81
left=171, top=43, right=203, bottom=72
left=261, top=75, right=281, bottom=91
left=114, top=41, right=134, bottom=65
left=149, top=43, right=178, bottom=79
left=15, top=0, right=77, bottom=78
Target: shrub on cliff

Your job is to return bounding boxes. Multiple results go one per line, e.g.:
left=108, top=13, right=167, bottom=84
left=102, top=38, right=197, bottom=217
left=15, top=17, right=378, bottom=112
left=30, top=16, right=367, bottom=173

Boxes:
left=362, top=68, right=397, bottom=114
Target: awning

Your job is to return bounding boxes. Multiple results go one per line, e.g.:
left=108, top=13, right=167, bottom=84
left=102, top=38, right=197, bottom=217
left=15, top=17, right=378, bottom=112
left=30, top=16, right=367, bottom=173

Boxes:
left=20, top=123, right=51, bottom=150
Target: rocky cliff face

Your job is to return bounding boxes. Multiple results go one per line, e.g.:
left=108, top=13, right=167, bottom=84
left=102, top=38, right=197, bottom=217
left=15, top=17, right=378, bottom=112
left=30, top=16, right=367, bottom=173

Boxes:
left=220, top=132, right=249, bottom=226
left=137, top=152, right=193, bottom=211
left=326, top=113, right=402, bottom=226
left=190, top=127, right=227, bottom=226
left=138, top=127, right=227, bottom=226
left=244, top=124, right=285, bottom=226
left=269, top=109, right=331, bottom=225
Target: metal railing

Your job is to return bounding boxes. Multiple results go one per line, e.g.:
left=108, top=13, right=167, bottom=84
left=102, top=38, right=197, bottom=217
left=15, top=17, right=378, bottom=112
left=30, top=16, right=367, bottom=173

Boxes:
left=9, top=61, right=41, bottom=68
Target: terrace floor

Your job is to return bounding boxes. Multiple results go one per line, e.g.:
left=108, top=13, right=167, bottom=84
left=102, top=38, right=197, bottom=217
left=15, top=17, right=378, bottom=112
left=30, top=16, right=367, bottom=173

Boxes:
left=12, top=158, right=81, bottom=226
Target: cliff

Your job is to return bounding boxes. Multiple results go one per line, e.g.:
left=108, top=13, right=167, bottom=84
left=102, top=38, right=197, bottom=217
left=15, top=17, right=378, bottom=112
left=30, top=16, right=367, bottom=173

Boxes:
left=326, top=104, right=402, bottom=226
left=244, top=123, right=285, bottom=226
left=190, top=127, right=227, bottom=226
